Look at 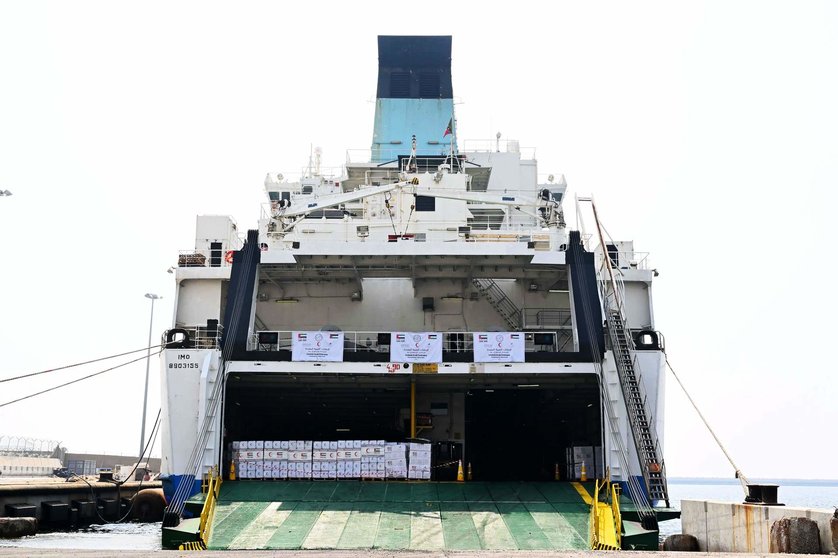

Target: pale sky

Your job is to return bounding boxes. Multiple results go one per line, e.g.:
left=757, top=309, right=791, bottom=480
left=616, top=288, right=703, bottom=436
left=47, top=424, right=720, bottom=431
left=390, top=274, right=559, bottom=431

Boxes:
left=1, top=1, right=836, bottom=480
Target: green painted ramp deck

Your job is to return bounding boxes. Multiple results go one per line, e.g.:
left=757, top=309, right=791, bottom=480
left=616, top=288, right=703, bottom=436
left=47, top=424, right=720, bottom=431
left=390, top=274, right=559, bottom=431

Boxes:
left=208, top=481, right=590, bottom=551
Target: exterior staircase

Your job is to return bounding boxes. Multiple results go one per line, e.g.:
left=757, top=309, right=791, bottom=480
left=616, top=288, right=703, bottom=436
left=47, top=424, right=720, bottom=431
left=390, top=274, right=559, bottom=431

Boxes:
left=604, top=307, right=669, bottom=506
left=472, top=278, right=522, bottom=330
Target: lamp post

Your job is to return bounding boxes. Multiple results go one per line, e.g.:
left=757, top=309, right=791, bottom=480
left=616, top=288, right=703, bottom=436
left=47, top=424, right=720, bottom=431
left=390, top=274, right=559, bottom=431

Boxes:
left=140, top=293, right=161, bottom=462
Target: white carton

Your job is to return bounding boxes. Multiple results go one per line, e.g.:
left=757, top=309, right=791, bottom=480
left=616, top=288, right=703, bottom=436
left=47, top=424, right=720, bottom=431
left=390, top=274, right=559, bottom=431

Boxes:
left=408, top=450, right=431, bottom=461
left=280, top=441, right=290, bottom=450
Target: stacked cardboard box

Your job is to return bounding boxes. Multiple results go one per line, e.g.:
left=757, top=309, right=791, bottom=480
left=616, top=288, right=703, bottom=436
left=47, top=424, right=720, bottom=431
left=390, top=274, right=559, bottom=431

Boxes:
left=288, top=440, right=313, bottom=479
left=264, top=441, right=289, bottom=479
left=312, top=441, right=337, bottom=479
left=407, top=442, right=432, bottom=479
left=385, top=442, right=407, bottom=479
left=230, top=439, right=434, bottom=481
left=234, top=440, right=265, bottom=479
left=565, top=445, right=603, bottom=480
left=361, top=440, right=385, bottom=479
left=337, top=440, right=362, bottom=479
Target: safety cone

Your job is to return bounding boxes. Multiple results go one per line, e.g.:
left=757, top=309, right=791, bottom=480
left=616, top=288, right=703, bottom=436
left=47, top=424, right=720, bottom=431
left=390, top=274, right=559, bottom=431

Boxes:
left=467, top=462, right=473, bottom=481
left=554, top=463, right=560, bottom=481
left=456, top=460, right=464, bottom=482
left=229, top=461, right=237, bottom=481
left=580, top=461, right=587, bottom=482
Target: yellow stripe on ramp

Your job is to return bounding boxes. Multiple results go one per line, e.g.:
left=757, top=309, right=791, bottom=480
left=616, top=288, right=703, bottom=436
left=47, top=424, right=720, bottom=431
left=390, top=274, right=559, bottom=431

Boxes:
left=571, top=482, right=593, bottom=505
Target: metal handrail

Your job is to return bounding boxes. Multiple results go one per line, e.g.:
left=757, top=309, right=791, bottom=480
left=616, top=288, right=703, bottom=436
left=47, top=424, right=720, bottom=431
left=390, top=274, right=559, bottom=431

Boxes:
left=198, top=466, right=221, bottom=546
left=611, top=482, right=623, bottom=548
left=590, top=479, right=601, bottom=549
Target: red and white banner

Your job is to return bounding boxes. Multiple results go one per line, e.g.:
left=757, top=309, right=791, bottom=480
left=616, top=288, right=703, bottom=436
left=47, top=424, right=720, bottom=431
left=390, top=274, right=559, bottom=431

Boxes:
left=473, top=332, right=525, bottom=362
left=291, top=331, right=344, bottom=362
left=390, top=332, right=442, bottom=363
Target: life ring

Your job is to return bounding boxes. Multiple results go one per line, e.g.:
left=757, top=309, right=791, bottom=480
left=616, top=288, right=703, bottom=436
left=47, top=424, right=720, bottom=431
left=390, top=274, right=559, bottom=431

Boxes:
left=224, top=250, right=234, bottom=264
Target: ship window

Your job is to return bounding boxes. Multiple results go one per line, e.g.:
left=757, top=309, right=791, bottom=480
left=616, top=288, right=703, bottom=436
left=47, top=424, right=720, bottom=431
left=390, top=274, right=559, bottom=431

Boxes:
left=390, top=72, right=410, bottom=98
left=301, top=185, right=313, bottom=194
left=415, top=195, right=435, bottom=212
left=419, top=72, right=440, bottom=98
left=606, top=244, right=619, bottom=267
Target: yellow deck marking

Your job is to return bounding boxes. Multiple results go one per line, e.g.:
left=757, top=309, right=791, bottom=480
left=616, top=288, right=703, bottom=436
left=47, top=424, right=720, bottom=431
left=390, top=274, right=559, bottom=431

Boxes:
left=301, top=509, right=351, bottom=549
left=571, top=482, right=593, bottom=505
left=228, top=502, right=291, bottom=549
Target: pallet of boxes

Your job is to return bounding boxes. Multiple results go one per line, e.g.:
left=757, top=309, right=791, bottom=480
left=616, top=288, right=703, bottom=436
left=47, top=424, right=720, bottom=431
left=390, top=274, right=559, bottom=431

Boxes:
left=229, top=439, right=431, bottom=481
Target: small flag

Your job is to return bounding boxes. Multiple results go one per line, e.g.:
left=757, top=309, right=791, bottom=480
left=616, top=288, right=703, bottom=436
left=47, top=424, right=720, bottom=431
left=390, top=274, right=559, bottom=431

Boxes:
left=443, top=117, right=453, bottom=138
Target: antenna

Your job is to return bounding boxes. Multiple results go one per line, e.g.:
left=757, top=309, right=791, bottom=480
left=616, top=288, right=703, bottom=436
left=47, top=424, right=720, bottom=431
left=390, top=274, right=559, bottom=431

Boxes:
left=314, top=146, right=322, bottom=177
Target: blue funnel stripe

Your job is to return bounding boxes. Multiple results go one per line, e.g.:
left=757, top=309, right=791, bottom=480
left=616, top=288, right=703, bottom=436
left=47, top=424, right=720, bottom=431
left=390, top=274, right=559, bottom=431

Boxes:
left=372, top=36, right=456, bottom=162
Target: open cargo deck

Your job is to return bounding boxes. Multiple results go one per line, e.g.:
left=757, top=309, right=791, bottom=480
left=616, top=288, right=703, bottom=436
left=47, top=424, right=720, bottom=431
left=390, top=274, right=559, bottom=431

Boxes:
left=206, top=481, right=590, bottom=551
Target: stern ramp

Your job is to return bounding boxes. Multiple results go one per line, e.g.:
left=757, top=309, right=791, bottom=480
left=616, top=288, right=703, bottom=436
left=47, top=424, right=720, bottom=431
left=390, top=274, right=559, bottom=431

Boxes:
left=207, top=481, right=590, bottom=551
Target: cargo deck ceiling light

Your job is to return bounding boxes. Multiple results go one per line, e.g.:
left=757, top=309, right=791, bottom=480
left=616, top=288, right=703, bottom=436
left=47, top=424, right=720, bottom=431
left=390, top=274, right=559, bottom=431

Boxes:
left=516, top=384, right=540, bottom=388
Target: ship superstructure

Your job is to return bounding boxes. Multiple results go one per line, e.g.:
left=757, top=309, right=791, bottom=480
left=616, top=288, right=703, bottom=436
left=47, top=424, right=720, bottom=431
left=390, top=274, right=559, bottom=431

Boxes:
left=159, top=36, right=671, bottom=550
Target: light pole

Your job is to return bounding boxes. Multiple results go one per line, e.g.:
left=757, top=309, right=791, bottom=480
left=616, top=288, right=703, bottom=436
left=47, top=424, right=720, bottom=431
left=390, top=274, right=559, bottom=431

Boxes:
left=140, top=293, right=161, bottom=462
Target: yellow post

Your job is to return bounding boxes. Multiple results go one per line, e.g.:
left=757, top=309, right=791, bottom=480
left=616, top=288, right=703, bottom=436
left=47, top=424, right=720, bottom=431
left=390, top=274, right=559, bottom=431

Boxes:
left=580, top=461, right=587, bottom=482
left=456, top=460, right=464, bottom=482
left=410, top=379, right=416, bottom=438
left=554, top=463, right=560, bottom=481
left=467, top=462, right=473, bottom=481
left=229, top=461, right=236, bottom=481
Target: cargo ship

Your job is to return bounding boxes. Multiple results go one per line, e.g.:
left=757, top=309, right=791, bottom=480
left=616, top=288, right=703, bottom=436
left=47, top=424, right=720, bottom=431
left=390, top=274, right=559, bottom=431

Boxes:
left=159, top=36, right=676, bottom=551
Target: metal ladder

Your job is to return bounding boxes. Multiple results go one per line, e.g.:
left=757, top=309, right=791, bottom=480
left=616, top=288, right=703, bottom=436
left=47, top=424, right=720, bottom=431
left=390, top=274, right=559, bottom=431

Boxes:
left=472, top=278, right=522, bottom=330
left=605, top=306, right=669, bottom=505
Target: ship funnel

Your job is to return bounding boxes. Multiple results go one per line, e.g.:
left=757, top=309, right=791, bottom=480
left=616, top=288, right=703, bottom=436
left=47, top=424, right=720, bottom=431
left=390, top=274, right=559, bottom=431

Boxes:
left=372, top=36, right=456, bottom=163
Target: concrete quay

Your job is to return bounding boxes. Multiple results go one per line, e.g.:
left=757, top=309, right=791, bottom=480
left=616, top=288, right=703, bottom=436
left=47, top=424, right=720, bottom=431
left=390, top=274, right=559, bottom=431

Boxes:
left=682, top=499, right=838, bottom=554
left=0, top=479, right=163, bottom=527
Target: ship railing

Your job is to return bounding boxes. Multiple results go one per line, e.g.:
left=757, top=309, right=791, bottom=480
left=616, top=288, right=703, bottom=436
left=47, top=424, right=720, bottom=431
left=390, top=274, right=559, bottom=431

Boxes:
left=263, top=220, right=552, bottom=243
left=522, top=308, right=573, bottom=329
left=177, top=248, right=236, bottom=269
left=167, top=325, right=224, bottom=349
left=600, top=249, right=651, bottom=271
left=460, top=139, right=537, bottom=160
left=346, top=147, right=457, bottom=164
left=264, top=169, right=347, bottom=186
left=248, top=329, right=571, bottom=354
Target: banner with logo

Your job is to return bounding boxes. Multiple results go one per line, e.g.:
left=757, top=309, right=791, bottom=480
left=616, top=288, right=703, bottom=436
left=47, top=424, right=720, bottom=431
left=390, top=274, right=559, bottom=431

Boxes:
left=473, top=332, right=525, bottom=362
left=390, top=332, right=442, bottom=363
left=291, top=331, right=344, bottom=362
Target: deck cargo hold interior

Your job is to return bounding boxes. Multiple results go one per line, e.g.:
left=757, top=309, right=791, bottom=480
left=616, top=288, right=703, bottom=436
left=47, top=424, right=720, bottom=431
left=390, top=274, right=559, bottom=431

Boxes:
left=223, top=372, right=602, bottom=482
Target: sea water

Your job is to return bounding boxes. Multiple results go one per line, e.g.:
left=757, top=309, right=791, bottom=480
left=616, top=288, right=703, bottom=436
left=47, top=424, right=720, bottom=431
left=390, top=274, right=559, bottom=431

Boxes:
left=1, top=479, right=836, bottom=550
